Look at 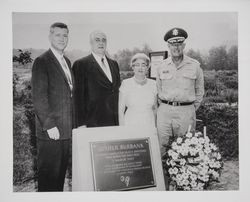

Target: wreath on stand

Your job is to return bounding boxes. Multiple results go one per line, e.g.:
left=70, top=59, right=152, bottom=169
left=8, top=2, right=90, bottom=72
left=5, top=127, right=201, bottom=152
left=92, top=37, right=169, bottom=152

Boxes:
left=162, top=126, right=223, bottom=191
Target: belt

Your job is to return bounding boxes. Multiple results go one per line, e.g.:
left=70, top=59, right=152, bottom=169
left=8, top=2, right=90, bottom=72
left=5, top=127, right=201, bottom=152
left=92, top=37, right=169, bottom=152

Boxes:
left=160, top=99, right=194, bottom=106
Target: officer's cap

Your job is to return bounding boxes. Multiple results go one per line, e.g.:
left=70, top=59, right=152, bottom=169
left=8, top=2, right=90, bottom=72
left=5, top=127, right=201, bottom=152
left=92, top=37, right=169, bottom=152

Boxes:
left=164, top=27, right=188, bottom=44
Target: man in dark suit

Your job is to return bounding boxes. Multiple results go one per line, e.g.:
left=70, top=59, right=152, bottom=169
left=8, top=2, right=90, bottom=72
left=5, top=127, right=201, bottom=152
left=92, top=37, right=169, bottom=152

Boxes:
left=73, top=30, right=120, bottom=127
left=31, top=22, right=75, bottom=191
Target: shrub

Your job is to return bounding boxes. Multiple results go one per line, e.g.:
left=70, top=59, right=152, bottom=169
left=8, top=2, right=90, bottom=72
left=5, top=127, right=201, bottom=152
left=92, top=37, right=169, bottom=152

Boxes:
left=221, top=89, right=238, bottom=105
left=13, top=76, right=37, bottom=185
left=196, top=104, right=238, bottom=160
left=13, top=107, right=36, bottom=185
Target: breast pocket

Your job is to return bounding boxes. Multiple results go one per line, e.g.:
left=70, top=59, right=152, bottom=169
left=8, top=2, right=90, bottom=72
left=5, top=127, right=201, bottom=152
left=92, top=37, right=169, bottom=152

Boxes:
left=160, top=71, right=173, bottom=80
left=182, top=71, right=196, bottom=89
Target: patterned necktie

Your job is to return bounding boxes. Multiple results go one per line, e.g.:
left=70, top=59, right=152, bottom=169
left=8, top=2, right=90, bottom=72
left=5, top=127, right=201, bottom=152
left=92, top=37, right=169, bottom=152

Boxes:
left=61, top=56, right=73, bottom=91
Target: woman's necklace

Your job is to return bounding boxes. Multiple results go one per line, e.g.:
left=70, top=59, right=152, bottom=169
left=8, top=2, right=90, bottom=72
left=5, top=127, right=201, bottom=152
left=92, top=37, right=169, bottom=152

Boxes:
left=134, top=76, right=147, bottom=85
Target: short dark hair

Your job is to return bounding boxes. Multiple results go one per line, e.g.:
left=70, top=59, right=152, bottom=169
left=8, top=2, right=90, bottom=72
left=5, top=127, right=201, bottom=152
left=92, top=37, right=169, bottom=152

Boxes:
left=50, top=22, right=69, bottom=33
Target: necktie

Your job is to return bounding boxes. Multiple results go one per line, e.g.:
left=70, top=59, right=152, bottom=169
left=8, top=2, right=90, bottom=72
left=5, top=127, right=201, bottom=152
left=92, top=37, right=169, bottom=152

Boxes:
left=101, top=57, right=112, bottom=82
left=61, top=56, right=73, bottom=91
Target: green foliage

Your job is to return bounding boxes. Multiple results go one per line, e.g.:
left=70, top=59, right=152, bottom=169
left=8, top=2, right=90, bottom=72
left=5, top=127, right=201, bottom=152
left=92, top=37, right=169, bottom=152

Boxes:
left=196, top=104, right=238, bottom=160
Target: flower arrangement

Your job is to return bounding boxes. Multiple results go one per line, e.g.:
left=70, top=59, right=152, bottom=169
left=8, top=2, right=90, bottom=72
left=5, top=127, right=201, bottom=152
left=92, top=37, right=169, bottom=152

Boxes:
left=163, top=126, right=223, bottom=191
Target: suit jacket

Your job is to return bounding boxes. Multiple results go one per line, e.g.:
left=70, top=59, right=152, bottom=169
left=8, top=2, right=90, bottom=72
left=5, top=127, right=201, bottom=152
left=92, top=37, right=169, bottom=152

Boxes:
left=72, top=53, right=120, bottom=127
left=31, top=49, right=75, bottom=140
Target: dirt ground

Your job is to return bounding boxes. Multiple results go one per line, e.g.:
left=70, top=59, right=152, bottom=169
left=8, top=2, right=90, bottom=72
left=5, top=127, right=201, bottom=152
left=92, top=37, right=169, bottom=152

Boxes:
left=13, top=160, right=238, bottom=192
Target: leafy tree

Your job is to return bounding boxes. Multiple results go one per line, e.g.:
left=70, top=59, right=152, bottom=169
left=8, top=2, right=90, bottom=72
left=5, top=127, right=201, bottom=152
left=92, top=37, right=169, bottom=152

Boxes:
left=113, top=44, right=152, bottom=71
left=13, top=49, right=33, bottom=66
left=207, top=46, right=228, bottom=70
left=227, top=45, right=238, bottom=70
left=186, top=49, right=206, bottom=69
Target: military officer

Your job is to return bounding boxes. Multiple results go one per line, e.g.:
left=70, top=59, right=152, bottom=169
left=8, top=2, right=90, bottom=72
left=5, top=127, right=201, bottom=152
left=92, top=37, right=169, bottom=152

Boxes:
left=156, top=27, right=204, bottom=156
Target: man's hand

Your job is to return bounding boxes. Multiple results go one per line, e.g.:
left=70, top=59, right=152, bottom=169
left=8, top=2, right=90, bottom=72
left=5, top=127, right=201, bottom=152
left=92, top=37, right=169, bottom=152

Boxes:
left=47, top=127, right=60, bottom=140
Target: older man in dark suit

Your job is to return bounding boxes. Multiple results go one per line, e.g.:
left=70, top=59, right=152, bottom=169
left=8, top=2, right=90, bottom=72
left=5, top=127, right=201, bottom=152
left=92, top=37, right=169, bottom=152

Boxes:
left=73, top=30, right=120, bottom=127
left=31, top=22, right=75, bottom=191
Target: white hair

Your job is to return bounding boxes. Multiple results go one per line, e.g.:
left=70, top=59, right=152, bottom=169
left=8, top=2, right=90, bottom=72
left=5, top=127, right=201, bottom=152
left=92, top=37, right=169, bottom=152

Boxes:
left=89, top=30, right=107, bottom=43
left=130, top=53, right=150, bottom=67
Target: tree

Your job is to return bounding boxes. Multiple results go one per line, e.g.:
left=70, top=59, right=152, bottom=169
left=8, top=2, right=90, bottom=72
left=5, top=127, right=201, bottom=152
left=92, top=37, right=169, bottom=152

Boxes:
left=186, top=49, right=206, bottom=69
left=207, top=46, right=228, bottom=70
left=113, top=44, right=152, bottom=71
left=227, top=45, right=238, bottom=70
left=13, top=49, right=33, bottom=66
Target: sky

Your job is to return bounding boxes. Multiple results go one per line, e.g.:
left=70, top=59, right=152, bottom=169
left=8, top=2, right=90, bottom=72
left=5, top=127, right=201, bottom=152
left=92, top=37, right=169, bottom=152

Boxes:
left=12, top=12, right=237, bottom=54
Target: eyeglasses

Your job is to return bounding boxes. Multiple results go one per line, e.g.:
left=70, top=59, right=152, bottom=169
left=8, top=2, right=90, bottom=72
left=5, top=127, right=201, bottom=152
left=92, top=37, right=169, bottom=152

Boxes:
left=132, top=63, right=148, bottom=68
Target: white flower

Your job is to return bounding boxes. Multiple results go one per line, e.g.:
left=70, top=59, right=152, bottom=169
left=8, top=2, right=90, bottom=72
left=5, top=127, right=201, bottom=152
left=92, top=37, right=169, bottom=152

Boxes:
left=180, top=159, right=186, bottom=166
left=196, top=144, right=203, bottom=151
left=190, top=180, right=197, bottom=188
left=166, top=130, right=222, bottom=191
left=177, top=137, right=183, bottom=144
left=204, top=147, right=211, bottom=154
left=190, top=174, right=197, bottom=181
left=214, top=161, right=221, bottom=168
left=191, top=137, right=199, bottom=145
left=183, top=186, right=191, bottom=191
left=168, top=168, right=174, bottom=175
left=190, top=149, right=198, bottom=156
left=217, top=153, right=222, bottom=160
left=180, top=144, right=189, bottom=155
left=182, top=172, right=189, bottom=180
left=186, top=132, right=192, bottom=138
left=183, top=179, right=189, bottom=186
left=197, top=183, right=204, bottom=190
left=213, top=171, right=220, bottom=179
left=210, top=143, right=217, bottom=151
left=173, top=167, right=178, bottom=175
left=171, top=152, right=178, bottom=160
left=170, top=160, right=176, bottom=166
left=168, top=149, right=174, bottom=156
left=172, top=142, right=178, bottom=150
left=198, top=137, right=205, bottom=144
left=176, top=174, right=183, bottom=181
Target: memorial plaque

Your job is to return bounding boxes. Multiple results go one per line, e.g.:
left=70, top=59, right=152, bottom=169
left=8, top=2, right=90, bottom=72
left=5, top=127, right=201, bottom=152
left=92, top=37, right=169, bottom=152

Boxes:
left=90, top=138, right=156, bottom=191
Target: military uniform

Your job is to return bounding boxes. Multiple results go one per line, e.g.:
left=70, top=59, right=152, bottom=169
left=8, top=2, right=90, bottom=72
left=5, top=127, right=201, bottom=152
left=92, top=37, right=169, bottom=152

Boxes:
left=157, top=28, right=204, bottom=156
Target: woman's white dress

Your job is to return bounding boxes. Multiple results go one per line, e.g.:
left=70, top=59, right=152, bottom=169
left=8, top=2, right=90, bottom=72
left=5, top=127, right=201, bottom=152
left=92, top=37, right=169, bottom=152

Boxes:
left=119, top=77, right=157, bottom=126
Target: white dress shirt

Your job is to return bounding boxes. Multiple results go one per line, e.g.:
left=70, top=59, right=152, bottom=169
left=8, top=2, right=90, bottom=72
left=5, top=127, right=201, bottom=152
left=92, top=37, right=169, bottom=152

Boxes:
left=92, top=52, right=113, bottom=82
left=50, top=47, right=73, bottom=90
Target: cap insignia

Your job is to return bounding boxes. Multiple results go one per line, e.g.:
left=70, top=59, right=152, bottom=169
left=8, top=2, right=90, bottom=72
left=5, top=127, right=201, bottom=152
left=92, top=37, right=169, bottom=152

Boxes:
left=173, top=29, right=178, bottom=36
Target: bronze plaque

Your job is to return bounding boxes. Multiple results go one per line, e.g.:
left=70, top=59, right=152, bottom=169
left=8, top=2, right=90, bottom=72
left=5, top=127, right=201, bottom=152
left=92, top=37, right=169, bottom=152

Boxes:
left=90, top=138, right=156, bottom=191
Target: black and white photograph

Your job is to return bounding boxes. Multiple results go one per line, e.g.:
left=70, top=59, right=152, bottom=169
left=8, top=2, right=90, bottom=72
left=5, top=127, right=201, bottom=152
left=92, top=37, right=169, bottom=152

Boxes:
left=12, top=11, right=238, bottom=192
left=1, top=0, right=250, bottom=202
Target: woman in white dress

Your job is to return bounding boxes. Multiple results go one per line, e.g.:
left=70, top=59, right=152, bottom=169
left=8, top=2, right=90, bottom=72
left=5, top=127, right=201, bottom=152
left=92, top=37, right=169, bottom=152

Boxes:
left=119, top=53, right=157, bottom=127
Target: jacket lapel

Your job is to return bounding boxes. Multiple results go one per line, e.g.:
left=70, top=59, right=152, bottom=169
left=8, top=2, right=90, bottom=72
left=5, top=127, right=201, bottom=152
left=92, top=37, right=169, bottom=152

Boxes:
left=90, top=54, right=112, bottom=84
left=47, top=49, right=72, bottom=91
left=106, top=57, right=116, bottom=84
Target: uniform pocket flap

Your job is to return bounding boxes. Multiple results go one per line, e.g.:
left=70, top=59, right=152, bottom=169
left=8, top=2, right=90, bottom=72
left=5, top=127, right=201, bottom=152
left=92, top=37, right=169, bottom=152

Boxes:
left=183, top=71, right=196, bottom=79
